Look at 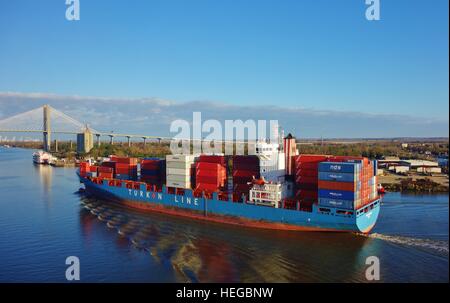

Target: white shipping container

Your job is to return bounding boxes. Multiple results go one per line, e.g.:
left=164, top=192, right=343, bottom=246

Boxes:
left=166, top=180, right=191, bottom=189
left=166, top=161, right=193, bottom=169
left=166, top=174, right=191, bottom=183
left=166, top=168, right=191, bottom=175
left=166, top=155, right=197, bottom=162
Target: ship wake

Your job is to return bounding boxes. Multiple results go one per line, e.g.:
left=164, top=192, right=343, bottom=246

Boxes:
left=365, top=233, right=449, bottom=256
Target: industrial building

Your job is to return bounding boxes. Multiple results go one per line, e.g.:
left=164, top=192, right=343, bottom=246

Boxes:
left=77, top=129, right=94, bottom=154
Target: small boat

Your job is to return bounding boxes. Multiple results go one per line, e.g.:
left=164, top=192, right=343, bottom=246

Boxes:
left=32, top=151, right=54, bottom=165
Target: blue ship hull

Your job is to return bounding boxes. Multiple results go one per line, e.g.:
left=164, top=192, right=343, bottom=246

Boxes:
left=79, top=175, right=380, bottom=233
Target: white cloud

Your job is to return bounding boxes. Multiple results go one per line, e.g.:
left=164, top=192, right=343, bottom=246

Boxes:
left=0, top=91, right=448, bottom=138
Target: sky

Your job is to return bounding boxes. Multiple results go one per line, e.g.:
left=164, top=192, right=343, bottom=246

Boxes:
left=0, top=0, right=448, bottom=138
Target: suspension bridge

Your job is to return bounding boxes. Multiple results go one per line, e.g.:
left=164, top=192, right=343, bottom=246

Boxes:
left=0, top=105, right=167, bottom=152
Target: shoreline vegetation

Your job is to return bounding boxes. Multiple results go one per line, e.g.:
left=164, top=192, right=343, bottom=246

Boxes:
left=379, top=176, right=448, bottom=193
left=2, top=139, right=448, bottom=193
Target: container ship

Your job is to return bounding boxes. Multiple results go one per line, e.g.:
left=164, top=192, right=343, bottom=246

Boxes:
left=78, top=135, right=381, bottom=233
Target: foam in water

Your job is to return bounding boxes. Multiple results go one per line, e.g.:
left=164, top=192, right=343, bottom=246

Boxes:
left=365, top=233, right=449, bottom=255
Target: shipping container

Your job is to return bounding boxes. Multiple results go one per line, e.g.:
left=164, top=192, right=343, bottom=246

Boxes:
left=98, top=166, right=113, bottom=173
left=166, top=161, right=193, bottom=169
left=318, top=162, right=361, bottom=173
left=318, top=198, right=355, bottom=210
left=296, top=183, right=318, bottom=190
left=318, top=180, right=358, bottom=192
left=140, top=169, right=160, bottom=176
left=318, top=171, right=357, bottom=182
left=166, top=180, right=191, bottom=189
left=166, top=155, right=197, bottom=162
left=198, top=155, right=226, bottom=165
left=166, top=174, right=191, bottom=183
left=318, top=189, right=360, bottom=200
left=295, top=175, right=318, bottom=184
left=167, top=168, right=191, bottom=175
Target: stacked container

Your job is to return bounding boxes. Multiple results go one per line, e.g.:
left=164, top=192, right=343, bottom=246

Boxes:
left=318, top=157, right=377, bottom=210
left=79, top=162, right=97, bottom=177
left=98, top=166, right=114, bottom=179
left=294, top=155, right=329, bottom=203
left=232, top=155, right=260, bottom=199
left=318, top=161, right=361, bottom=210
left=99, top=156, right=138, bottom=180
left=166, top=155, right=197, bottom=189
left=195, top=155, right=227, bottom=193
left=140, top=158, right=166, bottom=186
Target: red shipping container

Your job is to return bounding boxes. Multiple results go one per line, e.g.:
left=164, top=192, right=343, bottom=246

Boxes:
left=295, top=189, right=318, bottom=200
left=233, top=155, right=259, bottom=164
left=141, top=162, right=161, bottom=170
left=296, top=183, right=318, bottom=190
left=115, top=162, right=136, bottom=169
left=115, top=157, right=138, bottom=165
left=196, top=183, right=222, bottom=192
left=233, top=170, right=259, bottom=178
left=232, top=177, right=252, bottom=185
left=318, top=180, right=357, bottom=192
left=98, top=172, right=113, bottom=178
left=198, top=155, right=226, bottom=165
left=98, top=166, right=113, bottom=173
left=295, top=169, right=319, bottom=178
left=101, top=161, right=116, bottom=168
left=294, top=155, right=329, bottom=163
left=295, top=175, right=318, bottom=184
left=232, top=163, right=260, bottom=171
left=196, top=176, right=223, bottom=185
left=295, top=162, right=322, bottom=170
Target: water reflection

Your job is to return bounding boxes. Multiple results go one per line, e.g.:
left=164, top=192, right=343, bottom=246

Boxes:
left=78, top=196, right=377, bottom=282
left=34, top=164, right=52, bottom=203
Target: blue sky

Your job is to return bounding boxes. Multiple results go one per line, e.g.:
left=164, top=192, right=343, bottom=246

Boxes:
left=0, top=0, right=448, bottom=137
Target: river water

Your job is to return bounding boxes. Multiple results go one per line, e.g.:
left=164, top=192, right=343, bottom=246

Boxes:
left=0, top=148, right=448, bottom=282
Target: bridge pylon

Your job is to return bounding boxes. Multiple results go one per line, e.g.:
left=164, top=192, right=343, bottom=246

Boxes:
left=43, top=104, right=51, bottom=152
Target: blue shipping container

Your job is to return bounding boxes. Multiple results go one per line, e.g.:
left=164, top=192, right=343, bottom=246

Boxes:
left=373, top=160, right=378, bottom=176
left=319, top=189, right=360, bottom=200
left=318, top=162, right=361, bottom=173
left=318, top=198, right=355, bottom=210
left=141, top=169, right=160, bottom=176
left=318, top=172, right=358, bottom=182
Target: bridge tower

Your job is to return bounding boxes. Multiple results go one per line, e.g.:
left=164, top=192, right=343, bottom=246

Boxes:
left=43, top=105, right=51, bottom=152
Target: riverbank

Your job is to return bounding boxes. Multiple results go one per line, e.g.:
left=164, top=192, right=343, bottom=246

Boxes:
left=379, top=173, right=449, bottom=193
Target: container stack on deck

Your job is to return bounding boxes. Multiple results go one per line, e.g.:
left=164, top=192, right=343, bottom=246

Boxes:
left=166, top=155, right=197, bottom=189
left=294, top=155, right=329, bottom=204
left=232, top=155, right=260, bottom=201
left=102, top=156, right=138, bottom=180
left=79, top=162, right=98, bottom=178
left=317, top=156, right=376, bottom=210
left=140, top=158, right=166, bottom=186
left=195, top=155, right=227, bottom=193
